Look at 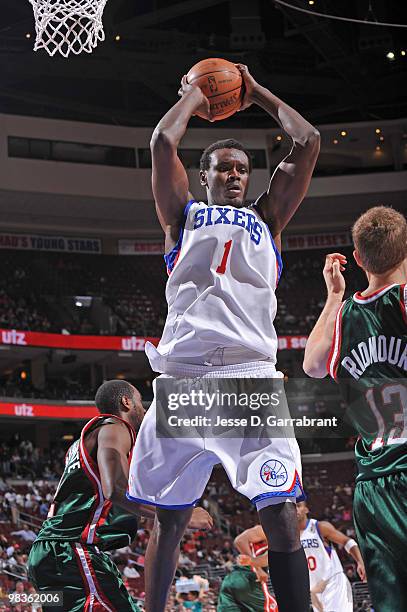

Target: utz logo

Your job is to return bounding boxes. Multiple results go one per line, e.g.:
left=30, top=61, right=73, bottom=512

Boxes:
left=260, top=459, right=288, bottom=487
left=1, top=330, right=27, bottom=346
left=14, top=404, right=33, bottom=417
left=121, top=337, right=146, bottom=351
left=207, top=75, right=218, bottom=93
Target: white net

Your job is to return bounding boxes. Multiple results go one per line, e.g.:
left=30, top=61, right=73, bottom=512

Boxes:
left=29, top=0, right=108, bottom=58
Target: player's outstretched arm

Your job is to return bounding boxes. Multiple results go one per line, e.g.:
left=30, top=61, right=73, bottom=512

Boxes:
left=237, top=64, right=320, bottom=238
left=150, top=79, right=211, bottom=236
left=303, top=253, right=347, bottom=378
left=318, top=521, right=366, bottom=581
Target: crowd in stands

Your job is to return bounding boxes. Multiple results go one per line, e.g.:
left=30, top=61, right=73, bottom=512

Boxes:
left=0, top=375, right=94, bottom=401
left=274, top=250, right=364, bottom=335
left=0, top=438, right=65, bottom=481
left=0, top=251, right=168, bottom=337
left=0, top=289, right=52, bottom=334
left=114, top=290, right=166, bottom=337
left=0, top=247, right=365, bottom=338
left=0, top=370, right=157, bottom=403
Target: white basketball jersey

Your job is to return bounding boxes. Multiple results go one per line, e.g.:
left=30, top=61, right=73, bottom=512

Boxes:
left=300, top=519, right=344, bottom=587
left=146, top=200, right=282, bottom=372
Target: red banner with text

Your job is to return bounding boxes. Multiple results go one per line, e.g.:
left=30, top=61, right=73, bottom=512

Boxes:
left=0, top=329, right=159, bottom=351
left=0, top=329, right=307, bottom=352
left=0, top=401, right=98, bottom=420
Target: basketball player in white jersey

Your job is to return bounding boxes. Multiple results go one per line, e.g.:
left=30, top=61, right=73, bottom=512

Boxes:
left=234, top=512, right=366, bottom=612
left=127, top=63, right=320, bottom=612
left=298, top=502, right=366, bottom=612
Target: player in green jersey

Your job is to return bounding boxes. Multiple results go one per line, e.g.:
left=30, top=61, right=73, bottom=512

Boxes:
left=303, top=206, right=407, bottom=611
left=28, top=380, right=212, bottom=612
left=217, top=525, right=278, bottom=611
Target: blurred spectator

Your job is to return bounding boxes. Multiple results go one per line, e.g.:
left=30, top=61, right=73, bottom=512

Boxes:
left=123, top=562, right=141, bottom=579
left=346, top=566, right=359, bottom=583
left=39, top=500, right=49, bottom=517
left=11, top=524, right=37, bottom=543
left=10, top=580, right=25, bottom=597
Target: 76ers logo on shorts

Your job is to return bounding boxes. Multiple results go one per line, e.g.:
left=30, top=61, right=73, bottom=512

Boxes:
left=260, top=460, right=288, bottom=487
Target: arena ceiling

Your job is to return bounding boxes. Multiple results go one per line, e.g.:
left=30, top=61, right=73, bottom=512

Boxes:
left=1, top=0, right=406, bottom=129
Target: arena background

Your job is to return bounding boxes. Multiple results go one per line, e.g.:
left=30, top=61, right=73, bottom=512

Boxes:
left=0, top=0, right=406, bottom=610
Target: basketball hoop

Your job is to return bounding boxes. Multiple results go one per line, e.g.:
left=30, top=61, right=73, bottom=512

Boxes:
left=29, top=0, right=108, bottom=58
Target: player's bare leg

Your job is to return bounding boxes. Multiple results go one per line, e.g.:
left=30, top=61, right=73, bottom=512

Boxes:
left=258, top=501, right=310, bottom=612
left=144, top=506, right=193, bottom=612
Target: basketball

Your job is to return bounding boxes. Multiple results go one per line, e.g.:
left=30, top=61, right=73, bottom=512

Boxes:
left=186, top=58, right=243, bottom=121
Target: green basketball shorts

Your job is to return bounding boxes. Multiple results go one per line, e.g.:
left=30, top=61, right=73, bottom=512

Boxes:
left=217, top=566, right=277, bottom=611
left=353, top=471, right=407, bottom=612
left=28, top=540, right=141, bottom=612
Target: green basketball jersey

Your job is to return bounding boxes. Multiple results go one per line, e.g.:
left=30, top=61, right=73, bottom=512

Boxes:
left=36, top=414, right=139, bottom=550
left=327, top=284, right=407, bottom=481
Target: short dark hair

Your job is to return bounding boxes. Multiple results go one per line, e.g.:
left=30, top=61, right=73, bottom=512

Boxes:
left=352, top=206, right=407, bottom=274
left=94, top=380, right=135, bottom=415
left=199, top=139, right=252, bottom=173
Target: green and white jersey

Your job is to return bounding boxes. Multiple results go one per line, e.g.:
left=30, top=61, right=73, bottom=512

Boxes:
left=36, top=414, right=138, bottom=550
left=327, top=284, right=407, bottom=481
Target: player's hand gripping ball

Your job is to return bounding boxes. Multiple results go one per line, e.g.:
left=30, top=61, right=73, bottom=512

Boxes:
left=186, top=58, right=243, bottom=121
left=235, top=63, right=258, bottom=112
left=178, top=75, right=212, bottom=121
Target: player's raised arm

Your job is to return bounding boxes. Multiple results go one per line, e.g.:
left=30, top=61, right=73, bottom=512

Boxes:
left=150, top=78, right=211, bottom=235
left=318, top=521, right=366, bottom=581
left=303, top=253, right=347, bottom=378
left=237, top=64, right=320, bottom=238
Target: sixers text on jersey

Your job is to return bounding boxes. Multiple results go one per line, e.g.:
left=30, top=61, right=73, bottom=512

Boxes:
left=193, top=206, right=263, bottom=245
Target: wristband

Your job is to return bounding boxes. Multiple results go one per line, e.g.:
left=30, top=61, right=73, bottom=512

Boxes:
left=345, top=538, right=357, bottom=553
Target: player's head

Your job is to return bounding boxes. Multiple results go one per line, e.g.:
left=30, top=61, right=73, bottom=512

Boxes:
left=296, top=501, right=309, bottom=525
left=94, top=379, right=145, bottom=430
left=352, top=206, right=407, bottom=276
left=199, top=139, right=252, bottom=208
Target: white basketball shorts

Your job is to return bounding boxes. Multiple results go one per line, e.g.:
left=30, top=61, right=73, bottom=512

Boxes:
left=127, top=360, right=304, bottom=509
left=314, top=573, right=353, bottom=612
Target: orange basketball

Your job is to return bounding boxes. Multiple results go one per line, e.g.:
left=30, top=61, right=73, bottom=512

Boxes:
left=186, top=58, right=243, bottom=121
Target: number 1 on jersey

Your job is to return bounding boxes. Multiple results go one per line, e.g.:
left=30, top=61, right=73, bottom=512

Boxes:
left=216, top=240, right=232, bottom=274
